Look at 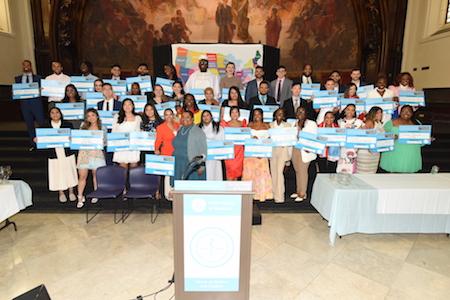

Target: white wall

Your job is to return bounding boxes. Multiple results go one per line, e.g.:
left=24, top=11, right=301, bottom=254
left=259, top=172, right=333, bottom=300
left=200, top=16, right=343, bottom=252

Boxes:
left=402, top=0, right=450, bottom=89
left=0, top=0, right=35, bottom=84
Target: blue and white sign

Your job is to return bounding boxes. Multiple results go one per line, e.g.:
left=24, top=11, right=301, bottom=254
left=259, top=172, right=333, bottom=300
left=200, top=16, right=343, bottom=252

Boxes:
left=244, top=138, right=273, bottom=158
left=222, top=107, right=250, bottom=122
left=98, top=110, right=117, bottom=130
left=41, top=79, right=67, bottom=98
left=253, top=105, right=279, bottom=122
left=312, top=90, right=339, bottom=109
left=286, top=118, right=297, bottom=127
left=295, top=131, right=326, bottom=155
left=224, top=127, right=251, bottom=145
left=374, top=133, right=395, bottom=152
left=12, top=83, right=40, bottom=100
left=189, top=88, right=205, bottom=102
left=198, top=104, right=220, bottom=122
left=399, top=91, right=425, bottom=106
left=317, top=127, right=347, bottom=147
left=398, top=125, right=432, bottom=145
left=155, top=102, right=176, bottom=117
left=184, top=193, right=241, bottom=292
left=129, top=131, right=155, bottom=151
left=221, top=88, right=245, bottom=102
left=55, top=102, right=85, bottom=120
left=365, top=98, right=395, bottom=114
left=345, top=129, right=377, bottom=149
left=35, top=128, right=70, bottom=149
left=155, top=77, right=174, bottom=96
left=106, top=132, right=130, bottom=152
left=300, top=83, right=321, bottom=99
left=356, top=84, right=374, bottom=98
left=85, top=92, right=104, bottom=109
left=207, top=140, right=234, bottom=160
left=355, top=99, right=366, bottom=115
left=103, top=79, right=127, bottom=96
left=70, top=76, right=95, bottom=92
left=126, top=76, right=153, bottom=93
left=145, top=154, right=175, bottom=176
left=268, top=127, right=297, bottom=146
left=70, top=130, right=104, bottom=150
left=119, top=95, right=147, bottom=113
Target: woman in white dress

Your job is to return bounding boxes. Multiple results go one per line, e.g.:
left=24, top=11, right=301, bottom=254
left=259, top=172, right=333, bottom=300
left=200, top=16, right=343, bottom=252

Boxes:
left=357, top=106, right=384, bottom=174
left=199, top=110, right=225, bottom=180
left=112, top=99, right=142, bottom=168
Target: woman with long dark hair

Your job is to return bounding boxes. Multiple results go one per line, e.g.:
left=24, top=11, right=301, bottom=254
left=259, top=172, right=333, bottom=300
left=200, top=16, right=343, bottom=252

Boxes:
left=171, top=81, right=185, bottom=103
left=141, top=103, right=163, bottom=132
left=149, top=84, right=170, bottom=104
left=112, top=99, right=142, bottom=168
left=62, top=84, right=82, bottom=103
left=199, top=110, right=224, bottom=180
left=163, top=63, right=180, bottom=81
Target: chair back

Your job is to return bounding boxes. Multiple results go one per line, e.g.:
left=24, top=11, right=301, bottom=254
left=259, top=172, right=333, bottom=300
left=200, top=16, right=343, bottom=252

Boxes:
left=96, top=165, right=127, bottom=191
left=129, top=166, right=160, bottom=194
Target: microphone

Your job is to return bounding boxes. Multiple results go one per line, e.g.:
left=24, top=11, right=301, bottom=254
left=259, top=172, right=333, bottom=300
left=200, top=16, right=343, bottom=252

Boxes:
left=182, top=154, right=206, bottom=180
left=191, top=154, right=206, bottom=166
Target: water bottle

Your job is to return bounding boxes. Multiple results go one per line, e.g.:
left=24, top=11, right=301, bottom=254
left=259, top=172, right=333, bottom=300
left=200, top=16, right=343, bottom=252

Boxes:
left=430, top=165, right=440, bottom=174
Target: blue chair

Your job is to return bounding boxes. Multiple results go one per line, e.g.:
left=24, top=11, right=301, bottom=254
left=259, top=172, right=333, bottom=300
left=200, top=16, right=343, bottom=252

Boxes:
left=124, top=166, right=160, bottom=223
left=85, top=165, right=127, bottom=224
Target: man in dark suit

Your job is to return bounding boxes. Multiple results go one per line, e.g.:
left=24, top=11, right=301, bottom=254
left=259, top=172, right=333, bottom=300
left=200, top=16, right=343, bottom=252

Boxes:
left=350, top=68, right=366, bottom=88
left=14, top=60, right=45, bottom=151
left=300, top=64, right=316, bottom=84
left=97, top=83, right=121, bottom=111
left=270, top=65, right=293, bottom=107
left=244, top=65, right=264, bottom=103
left=329, top=70, right=346, bottom=93
left=248, top=81, right=277, bottom=109
left=110, top=64, right=124, bottom=80
left=282, top=82, right=316, bottom=120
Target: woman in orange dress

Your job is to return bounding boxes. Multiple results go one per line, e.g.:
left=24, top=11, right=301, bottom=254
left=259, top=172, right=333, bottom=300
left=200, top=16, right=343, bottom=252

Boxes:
left=220, top=106, right=246, bottom=180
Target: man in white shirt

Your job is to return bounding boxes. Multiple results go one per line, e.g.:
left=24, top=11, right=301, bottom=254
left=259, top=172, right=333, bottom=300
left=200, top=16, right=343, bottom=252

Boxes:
left=367, top=75, right=394, bottom=123
left=80, top=61, right=98, bottom=80
left=301, top=64, right=314, bottom=84
left=184, top=56, right=220, bottom=99
left=45, top=61, right=71, bottom=103
left=110, top=64, right=122, bottom=80
left=97, top=83, right=121, bottom=111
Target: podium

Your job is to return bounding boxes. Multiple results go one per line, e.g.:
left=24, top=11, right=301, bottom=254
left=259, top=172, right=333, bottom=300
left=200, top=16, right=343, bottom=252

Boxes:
left=172, top=180, right=254, bottom=300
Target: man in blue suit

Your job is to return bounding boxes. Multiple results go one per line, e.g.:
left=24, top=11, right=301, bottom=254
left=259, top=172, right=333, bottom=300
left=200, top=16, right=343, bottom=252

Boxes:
left=14, top=60, right=45, bottom=151
left=97, top=83, right=121, bottom=111
left=244, top=65, right=264, bottom=103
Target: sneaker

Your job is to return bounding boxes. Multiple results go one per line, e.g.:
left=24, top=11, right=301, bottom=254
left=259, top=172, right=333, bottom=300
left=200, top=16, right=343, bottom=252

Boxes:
left=294, top=196, right=304, bottom=202
left=76, top=200, right=84, bottom=209
left=91, top=198, right=98, bottom=204
left=59, top=193, right=67, bottom=203
left=290, top=193, right=298, bottom=198
left=69, top=193, right=77, bottom=201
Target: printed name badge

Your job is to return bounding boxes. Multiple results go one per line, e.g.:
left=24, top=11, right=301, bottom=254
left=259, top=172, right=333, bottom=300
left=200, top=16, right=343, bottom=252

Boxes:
left=70, top=76, right=95, bottom=92
left=244, top=139, right=273, bottom=158
left=398, top=125, right=432, bottom=145
left=312, top=90, right=338, bottom=109
left=155, top=77, right=174, bottom=96
left=345, top=129, right=377, bottom=149
left=85, top=92, right=104, bottom=108
left=300, top=83, right=321, bottom=99
left=106, top=132, right=130, bottom=152
left=104, top=79, right=127, bottom=96
left=41, top=79, right=67, bottom=98
left=119, top=95, right=147, bottom=113
left=145, top=154, right=175, bottom=176
left=98, top=110, right=118, bottom=130
left=374, top=133, right=395, bottom=152
left=126, top=76, right=153, bottom=93
left=12, top=83, right=40, bottom=100
left=35, top=128, right=71, bottom=149
left=317, top=127, right=347, bottom=147
left=207, top=140, right=234, bottom=160
left=399, top=90, right=425, bottom=106
left=198, top=104, right=220, bottom=122
left=224, top=127, right=251, bottom=145
left=222, top=107, right=250, bottom=122
left=253, top=105, right=279, bottom=123
left=268, top=127, right=297, bottom=146
left=55, top=102, right=85, bottom=120
left=295, top=131, right=325, bottom=155
left=129, top=131, right=155, bottom=151
left=70, top=130, right=104, bottom=150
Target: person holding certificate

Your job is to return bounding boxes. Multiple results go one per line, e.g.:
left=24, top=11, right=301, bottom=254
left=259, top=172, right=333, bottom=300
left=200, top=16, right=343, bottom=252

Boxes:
left=367, top=75, right=394, bottom=123
left=317, top=111, right=339, bottom=173
left=76, top=108, right=106, bottom=208
left=40, top=107, right=78, bottom=203
left=198, top=87, right=220, bottom=106
left=242, top=108, right=273, bottom=201
left=291, top=107, right=317, bottom=202
left=269, top=108, right=292, bottom=203
left=182, top=93, right=202, bottom=124
left=356, top=107, right=384, bottom=174
left=45, top=61, right=71, bottom=104
left=171, top=81, right=185, bottom=103
left=112, top=99, right=142, bottom=168
left=148, top=84, right=170, bottom=105
left=98, top=83, right=121, bottom=111
left=220, top=107, right=247, bottom=180
left=380, top=105, right=422, bottom=173
left=14, top=60, right=45, bottom=151
left=221, top=86, right=249, bottom=120
left=315, top=78, right=340, bottom=124
left=94, top=79, right=104, bottom=93
left=184, top=56, right=220, bottom=99
left=199, top=110, right=225, bottom=180
left=388, top=72, right=416, bottom=118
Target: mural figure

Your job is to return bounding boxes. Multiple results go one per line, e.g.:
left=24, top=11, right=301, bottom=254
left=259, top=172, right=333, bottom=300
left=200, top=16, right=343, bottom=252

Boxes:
left=265, top=7, right=282, bottom=47
left=215, top=0, right=234, bottom=43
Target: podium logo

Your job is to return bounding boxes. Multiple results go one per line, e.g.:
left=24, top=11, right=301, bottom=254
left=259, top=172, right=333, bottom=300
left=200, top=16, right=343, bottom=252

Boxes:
left=191, top=198, right=207, bottom=213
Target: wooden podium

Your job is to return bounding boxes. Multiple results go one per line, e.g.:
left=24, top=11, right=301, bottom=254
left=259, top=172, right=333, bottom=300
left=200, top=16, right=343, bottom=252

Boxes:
left=172, top=181, right=254, bottom=300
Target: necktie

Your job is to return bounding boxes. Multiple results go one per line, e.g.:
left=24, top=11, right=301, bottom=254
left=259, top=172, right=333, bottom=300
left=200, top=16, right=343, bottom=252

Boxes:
left=106, top=101, right=110, bottom=111
left=277, top=80, right=282, bottom=103
left=294, top=97, right=299, bottom=111
left=260, top=95, right=265, bottom=105
left=27, top=75, right=30, bottom=83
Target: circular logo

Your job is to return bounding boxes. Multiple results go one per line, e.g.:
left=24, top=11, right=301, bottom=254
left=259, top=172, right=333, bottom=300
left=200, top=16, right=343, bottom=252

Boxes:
left=190, top=227, right=234, bottom=268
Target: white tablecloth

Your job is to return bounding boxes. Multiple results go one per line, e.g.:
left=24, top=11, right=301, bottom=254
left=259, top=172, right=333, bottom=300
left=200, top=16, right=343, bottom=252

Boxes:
left=0, top=180, right=32, bottom=223
left=311, top=174, right=450, bottom=246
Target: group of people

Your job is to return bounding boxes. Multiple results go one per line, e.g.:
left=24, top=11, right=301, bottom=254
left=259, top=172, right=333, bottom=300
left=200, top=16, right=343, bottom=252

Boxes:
left=15, top=58, right=423, bottom=206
